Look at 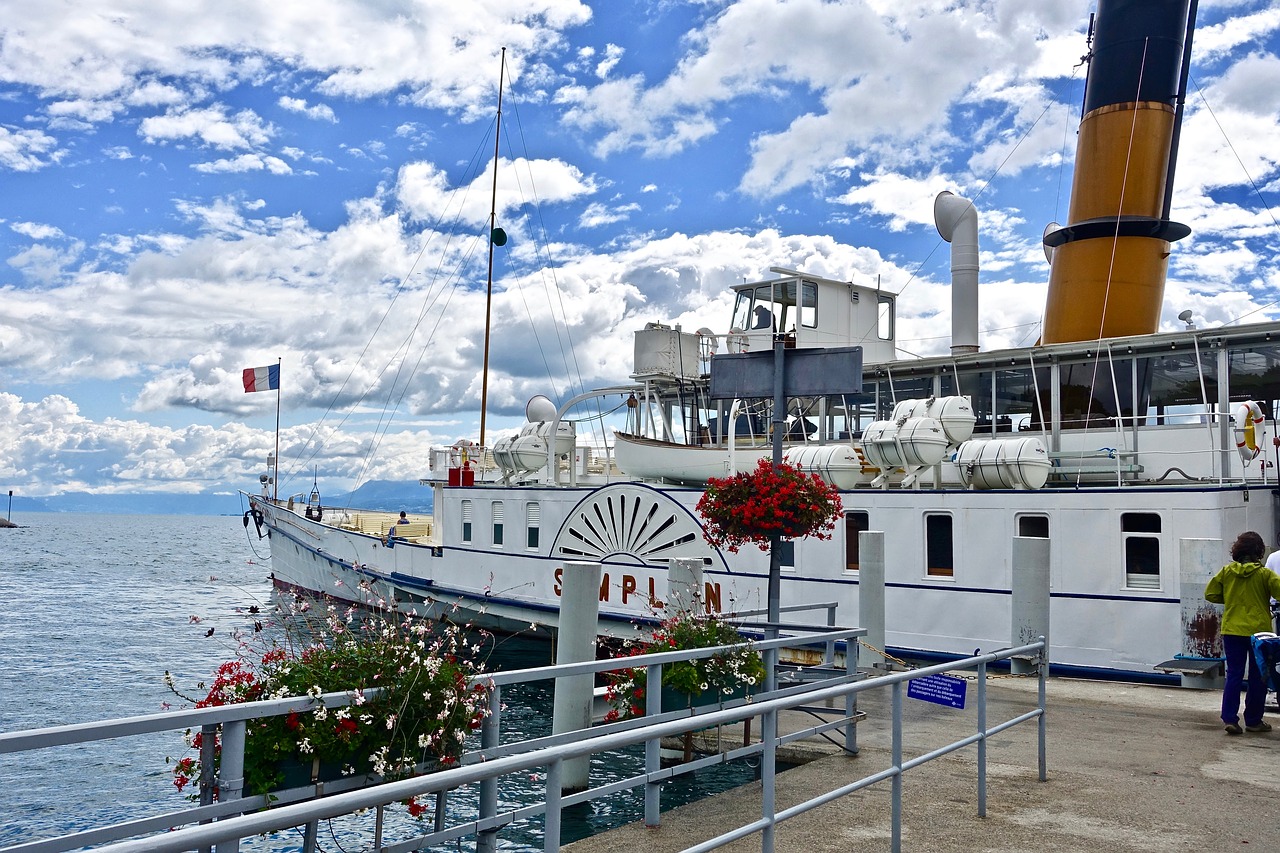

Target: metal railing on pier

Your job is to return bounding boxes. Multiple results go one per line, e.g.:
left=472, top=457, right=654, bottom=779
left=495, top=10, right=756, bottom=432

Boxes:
left=0, top=632, right=1046, bottom=853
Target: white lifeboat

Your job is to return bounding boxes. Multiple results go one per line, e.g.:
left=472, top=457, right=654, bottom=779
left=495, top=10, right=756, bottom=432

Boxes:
left=861, top=417, right=949, bottom=471
left=783, top=444, right=865, bottom=489
left=890, top=396, right=976, bottom=445
left=954, top=437, right=1050, bottom=490
left=860, top=416, right=949, bottom=488
left=492, top=420, right=575, bottom=476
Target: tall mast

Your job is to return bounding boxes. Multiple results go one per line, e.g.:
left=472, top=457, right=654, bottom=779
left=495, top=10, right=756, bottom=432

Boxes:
left=479, top=48, right=506, bottom=449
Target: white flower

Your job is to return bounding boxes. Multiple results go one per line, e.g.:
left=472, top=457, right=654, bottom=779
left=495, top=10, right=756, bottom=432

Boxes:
left=298, top=738, right=313, bottom=755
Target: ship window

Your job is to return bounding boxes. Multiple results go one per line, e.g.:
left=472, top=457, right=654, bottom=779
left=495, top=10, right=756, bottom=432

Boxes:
left=1139, top=352, right=1217, bottom=425
left=492, top=501, right=504, bottom=547
left=526, top=502, right=540, bottom=550
left=1018, top=514, right=1049, bottom=538
left=800, top=281, right=817, bottom=329
left=878, top=294, right=894, bottom=341
left=461, top=499, right=472, bottom=543
left=925, top=513, right=954, bottom=577
left=845, top=511, right=870, bottom=572
left=780, top=539, right=796, bottom=572
left=1058, top=358, right=1136, bottom=431
left=1122, top=512, right=1160, bottom=589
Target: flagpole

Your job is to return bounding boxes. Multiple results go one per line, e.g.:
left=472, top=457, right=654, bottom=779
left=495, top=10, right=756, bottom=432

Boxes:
left=273, top=357, right=281, bottom=501
left=479, top=47, right=506, bottom=450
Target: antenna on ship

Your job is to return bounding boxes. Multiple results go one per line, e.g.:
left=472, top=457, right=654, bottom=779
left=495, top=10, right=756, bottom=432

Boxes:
left=478, top=47, right=508, bottom=450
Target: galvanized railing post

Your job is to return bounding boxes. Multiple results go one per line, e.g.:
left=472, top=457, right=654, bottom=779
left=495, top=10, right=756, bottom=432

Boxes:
left=644, top=662, right=663, bottom=827
left=1038, top=636, right=1048, bottom=782
left=977, top=660, right=987, bottom=817
left=823, top=603, right=837, bottom=666
left=891, top=679, right=903, bottom=853
left=214, top=720, right=245, bottom=853
left=477, top=683, right=501, bottom=853
left=544, top=759, right=563, bottom=853
left=761, top=702, right=777, bottom=852
left=844, top=633, right=859, bottom=755
left=198, top=723, right=217, bottom=853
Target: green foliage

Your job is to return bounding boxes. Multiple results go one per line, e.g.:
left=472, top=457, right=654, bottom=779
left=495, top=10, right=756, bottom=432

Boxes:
left=603, top=611, right=766, bottom=722
left=166, top=588, right=491, bottom=805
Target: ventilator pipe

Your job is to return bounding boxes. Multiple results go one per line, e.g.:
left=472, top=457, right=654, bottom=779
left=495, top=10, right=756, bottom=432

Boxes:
left=934, top=191, right=980, bottom=355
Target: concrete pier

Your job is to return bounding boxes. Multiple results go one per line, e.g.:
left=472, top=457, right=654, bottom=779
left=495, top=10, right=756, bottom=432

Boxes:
left=563, top=675, right=1280, bottom=851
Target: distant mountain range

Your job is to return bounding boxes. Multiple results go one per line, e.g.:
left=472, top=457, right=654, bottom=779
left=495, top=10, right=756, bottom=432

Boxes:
left=2, top=480, right=434, bottom=518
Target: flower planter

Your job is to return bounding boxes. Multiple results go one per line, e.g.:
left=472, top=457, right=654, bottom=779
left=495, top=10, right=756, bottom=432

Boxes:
left=249, top=756, right=362, bottom=796
left=660, top=683, right=751, bottom=713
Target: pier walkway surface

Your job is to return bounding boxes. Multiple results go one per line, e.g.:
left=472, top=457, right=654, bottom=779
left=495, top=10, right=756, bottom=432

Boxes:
left=563, top=673, right=1280, bottom=852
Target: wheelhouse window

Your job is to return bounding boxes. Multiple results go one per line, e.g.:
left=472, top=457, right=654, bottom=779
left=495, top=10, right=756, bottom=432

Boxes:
left=1122, top=512, right=1160, bottom=589
left=526, top=502, right=540, bottom=550
left=925, top=513, right=954, bottom=578
left=492, top=501, right=504, bottom=547
left=845, top=511, right=870, bottom=572
left=878, top=294, right=894, bottom=341
left=461, top=500, right=472, bottom=543
left=729, top=280, right=819, bottom=334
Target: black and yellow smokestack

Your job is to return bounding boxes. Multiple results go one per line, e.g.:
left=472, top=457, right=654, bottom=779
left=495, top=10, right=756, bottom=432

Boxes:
left=1041, top=0, right=1196, bottom=344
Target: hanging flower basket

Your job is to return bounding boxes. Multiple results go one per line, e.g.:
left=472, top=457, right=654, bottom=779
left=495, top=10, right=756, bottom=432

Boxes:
left=696, top=458, right=843, bottom=553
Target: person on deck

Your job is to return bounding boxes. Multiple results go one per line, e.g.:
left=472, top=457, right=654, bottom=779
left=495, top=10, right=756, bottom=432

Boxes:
left=1205, top=531, right=1280, bottom=735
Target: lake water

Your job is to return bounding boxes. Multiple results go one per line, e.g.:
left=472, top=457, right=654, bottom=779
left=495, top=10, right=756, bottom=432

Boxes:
left=0, top=512, right=757, bottom=851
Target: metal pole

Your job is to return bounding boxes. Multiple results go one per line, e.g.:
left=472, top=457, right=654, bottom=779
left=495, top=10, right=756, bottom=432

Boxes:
left=977, top=660, right=987, bottom=817
left=214, top=721, right=245, bottom=853
left=479, top=48, right=507, bottom=449
left=891, top=680, right=903, bottom=853
left=544, top=759, right=562, bottom=853
left=644, top=662, right=663, bottom=826
left=1038, top=636, right=1048, bottom=782
left=760, top=703, right=777, bottom=852
left=844, top=635, right=859, bottom=756
left=476, top=685, right=501, bottom=853
left=766, top=336, right=785, bottom=693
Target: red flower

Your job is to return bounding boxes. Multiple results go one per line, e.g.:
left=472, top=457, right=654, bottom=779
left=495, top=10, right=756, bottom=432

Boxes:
left=406, top=796, right=428, bottom=818
left=697, top=459, right=842, bottom=552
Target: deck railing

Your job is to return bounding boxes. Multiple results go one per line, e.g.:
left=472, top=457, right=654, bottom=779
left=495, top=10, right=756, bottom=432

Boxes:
left=0, top=631, right=1046, bottom=853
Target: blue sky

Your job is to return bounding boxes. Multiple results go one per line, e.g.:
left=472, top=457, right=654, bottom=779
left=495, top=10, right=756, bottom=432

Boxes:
left=2, top=0, right=1280, bottom=501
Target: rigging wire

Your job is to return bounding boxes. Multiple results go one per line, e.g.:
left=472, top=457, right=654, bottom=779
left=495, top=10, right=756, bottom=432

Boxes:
left=1186, top=75, right=1280, bottom=326
left=506, top=93, right=612, bottom=447
left=278, top=115, right=498, bottom=499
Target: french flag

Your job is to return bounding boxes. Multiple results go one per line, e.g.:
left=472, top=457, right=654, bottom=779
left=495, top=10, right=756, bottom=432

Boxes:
left=242, top=364, right=280, bottom=393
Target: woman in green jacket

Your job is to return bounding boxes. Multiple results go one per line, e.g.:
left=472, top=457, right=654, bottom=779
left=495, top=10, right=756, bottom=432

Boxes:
left=1205, top=531, right=1280, bottom=735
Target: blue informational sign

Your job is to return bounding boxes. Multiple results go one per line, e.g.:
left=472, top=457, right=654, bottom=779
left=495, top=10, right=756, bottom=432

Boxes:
left=906, top=674, right=968, bottom=709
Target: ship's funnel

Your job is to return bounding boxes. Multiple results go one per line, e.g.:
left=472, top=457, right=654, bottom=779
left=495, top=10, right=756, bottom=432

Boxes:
left=1040, top=0, right=1195, bottom=345
left=934, top=191, right=979, bottom=355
